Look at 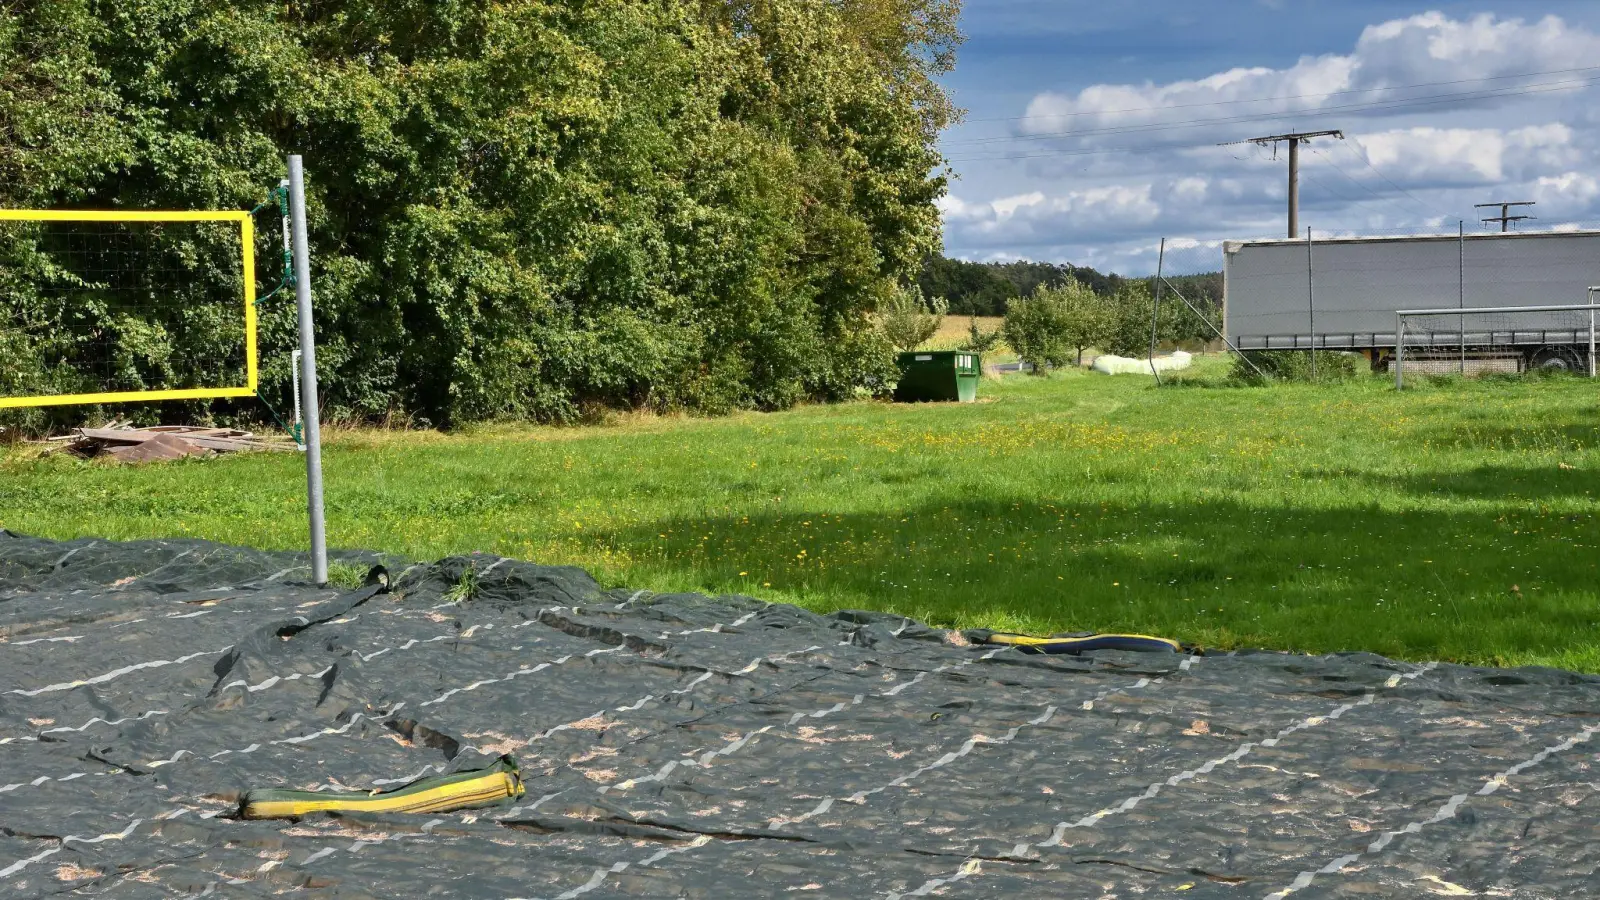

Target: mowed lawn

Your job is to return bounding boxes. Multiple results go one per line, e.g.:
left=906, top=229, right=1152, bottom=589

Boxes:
left=3, top=359, right=1599, bottom=671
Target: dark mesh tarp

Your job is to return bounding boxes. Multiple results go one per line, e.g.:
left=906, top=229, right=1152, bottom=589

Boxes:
left=1, top=532, right=1596, bottom=898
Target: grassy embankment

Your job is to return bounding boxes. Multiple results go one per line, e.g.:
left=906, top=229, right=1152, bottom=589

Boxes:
left=3, top=357, right=1598, bottom=671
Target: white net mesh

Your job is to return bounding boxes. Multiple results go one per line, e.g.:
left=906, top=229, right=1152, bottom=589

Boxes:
left=1397, top=305, right=1598, bottom=378
left=0, top=217, right=253, bottom=406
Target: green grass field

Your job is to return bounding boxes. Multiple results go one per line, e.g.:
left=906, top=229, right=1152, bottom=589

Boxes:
left=4, top=358, right=1598, bottom=671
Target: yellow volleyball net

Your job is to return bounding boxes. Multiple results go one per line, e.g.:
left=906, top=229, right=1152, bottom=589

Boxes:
left=0, top=209, right=258, bottom=409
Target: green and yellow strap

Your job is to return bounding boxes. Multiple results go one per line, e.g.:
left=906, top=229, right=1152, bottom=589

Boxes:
left=240, top=755, right=524, bottom=820
left=968, top=630, right=1192, bottom=655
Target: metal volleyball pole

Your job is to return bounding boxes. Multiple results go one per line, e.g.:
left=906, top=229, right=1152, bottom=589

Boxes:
left=287, top=155, right=328, bottom=586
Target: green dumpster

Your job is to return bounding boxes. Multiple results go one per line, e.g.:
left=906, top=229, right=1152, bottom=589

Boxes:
left=893, top=351, right=981, bottom=402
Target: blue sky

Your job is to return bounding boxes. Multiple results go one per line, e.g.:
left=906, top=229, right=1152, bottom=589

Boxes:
left=938, top=2, right=1600, bottom=273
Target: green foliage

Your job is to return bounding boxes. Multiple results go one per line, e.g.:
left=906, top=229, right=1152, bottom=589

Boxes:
left=961, top=316, right=1003, bottom=353
left=1049, top=278, right=1110, bottom=365
left=1002, top=287, right=1074, bottom=372
left=443, top=565, right=481, bottom=605
left=916, top=255, right=1224, bottom=319
left=1231, top=350, right=1361, bottom=383
left=325, top=560, right=371, bottom=590
left=1100, top=281, right=1218, bottom=357
left=916, top=257, right=1017, bottom=316
left=878, top=284, right=947, bottom=351
left=0, top=0, right=962, bottom=427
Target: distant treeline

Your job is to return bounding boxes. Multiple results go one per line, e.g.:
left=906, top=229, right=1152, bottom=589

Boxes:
left=919, top=256, right=1223, bottom=317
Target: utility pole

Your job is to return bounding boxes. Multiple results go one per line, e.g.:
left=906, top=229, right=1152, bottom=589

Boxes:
left=1220, top=130, right=1343, bottom=238
left=1475, top=201, right=1535, bottom=232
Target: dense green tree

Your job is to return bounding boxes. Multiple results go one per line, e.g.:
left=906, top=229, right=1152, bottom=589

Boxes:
left=1002, top=287, right=1073, bottom=373
left=877, top=284, right=946, bottom=351
left=1101, top=281, right=1217, bottom=357
left=1052, top=278, right=1111, bottom=366
left=917, top=256, right=1015, bottom=316
left=915, top=254, right=1214, bottom=321
left=0, top=0, right=962, bottom=427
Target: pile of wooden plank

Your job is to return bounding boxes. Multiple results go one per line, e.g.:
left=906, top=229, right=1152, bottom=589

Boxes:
left=52, top=424, right=294, bottom=462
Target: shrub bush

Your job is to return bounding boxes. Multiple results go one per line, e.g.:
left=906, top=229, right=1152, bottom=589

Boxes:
left=1231, top=350, right=1361, bottom=382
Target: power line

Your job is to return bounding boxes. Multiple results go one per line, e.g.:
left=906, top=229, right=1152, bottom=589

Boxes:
left=1310, top=147, right=1440, bottom=220
left=957, top=64, right=1600, bottom=125
left=1307, top=149, right=1403, bottom=206
left=940, top=75, right=1598, bottom=147
left=1339, top=141, right=1442, bottom=218
left=1299, top=168, right=1365, bottom=207
left=944, top=141, right=1200, bottom=163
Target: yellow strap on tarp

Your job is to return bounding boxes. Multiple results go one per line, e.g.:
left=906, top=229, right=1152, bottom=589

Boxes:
left=972, top=631, right=1188, bottom=654
left=240, top=755, right=524, bottom=820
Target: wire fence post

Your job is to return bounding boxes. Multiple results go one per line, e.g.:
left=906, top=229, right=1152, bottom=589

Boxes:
left=1306, top=226, right=1316, bottom=380
left=1395, top=312, right=1404, bottom=391
left=1458, top=220, right=1466, bottom=375
left=1580, top=293, right=1593, bottom=376
left=1159, top=273, right=1268, bottom=381
left=287, top=155, right=328, bottom=586
left=1150, top=238, right=1165, bottom=385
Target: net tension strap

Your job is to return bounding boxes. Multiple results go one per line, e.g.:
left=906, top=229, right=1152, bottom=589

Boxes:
left=248, top=184, right=303, bottom=445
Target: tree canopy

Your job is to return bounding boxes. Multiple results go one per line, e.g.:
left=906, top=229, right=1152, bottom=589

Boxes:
left=919, top=254, right=1222, bottom=320
left=1, top=0, right=962, bottom=426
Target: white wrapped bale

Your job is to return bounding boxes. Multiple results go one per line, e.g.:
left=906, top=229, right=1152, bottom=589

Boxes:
left=1091, top=350, right=1193, bottom=375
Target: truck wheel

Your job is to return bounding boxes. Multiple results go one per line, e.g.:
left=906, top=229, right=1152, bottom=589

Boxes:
left=1528, top=346, right=1583, bottom=371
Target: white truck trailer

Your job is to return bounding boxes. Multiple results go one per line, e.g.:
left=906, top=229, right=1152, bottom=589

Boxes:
left=1223, top=229, right=1600, bottom=372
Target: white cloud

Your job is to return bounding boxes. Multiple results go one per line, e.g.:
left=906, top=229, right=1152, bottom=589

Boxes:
left=1355, top=124, right=1577, bottom=184
left=1017, top=12, right=1599, bottom=144
left=943, top=11, right=1600, bottom=273
left=1534, top=172, right=1600, bottom=210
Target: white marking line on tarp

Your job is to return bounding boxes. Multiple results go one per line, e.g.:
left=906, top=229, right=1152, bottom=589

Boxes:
left=357, top=631, right=472, bottom=662
left=509, top=646, right=1024, bottom=899
left=884, top=661, right=1435, bottom=900
left=148, top=705, right=409, bottom=767
left=170, top=817, right=446, bottom=893
left=5, top=605, right=770, bottom=804
left=600, top=649, right=1007, bottom=795
left=0, top=709, right=169, bottom=746
left=522, top=645, right=822, bottom=747
left=506, top=836, right=714, bottom=900
left=6, top=634, right=82, bottom=646
left=771, top=705, right=1060, bottom=830
left=4, top=704, right=417, bottom=802
left=0, top=804, right=272, bottom=885
left=8, top=596, right=293, bottom=655
left=211, top=637, right=806, bottom=890
left=217, top=664, right=333, bottom=695
left=658, top=610, right=760, bottom=639
left=197, top=620, right=802, bottom=894
left=0, top=807, right=225, bottom=881
left=769, top=657, right=1196, bottom=831
left=50, top=543, right=96, bottom=571
left=4, top=647, right=231, bottom=697
left=2, top=606, right=576, bottom=784
left=420, top=647, right=624, bottom=708
left=1262, top=720, right=1600, bottom=899
left=491, top=645, right=827, bottom=817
